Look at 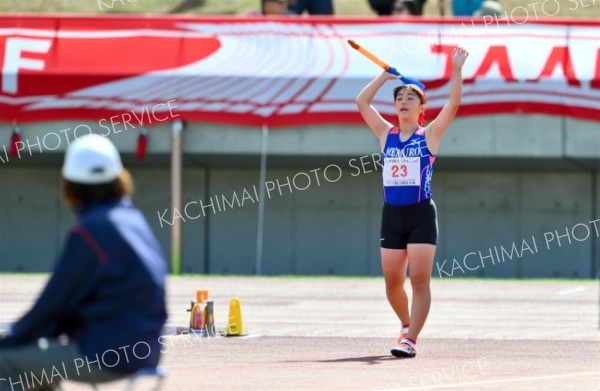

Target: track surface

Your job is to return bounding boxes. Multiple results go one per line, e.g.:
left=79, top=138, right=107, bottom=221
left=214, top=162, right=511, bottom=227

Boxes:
left=1, top=276, right=598, bottom=390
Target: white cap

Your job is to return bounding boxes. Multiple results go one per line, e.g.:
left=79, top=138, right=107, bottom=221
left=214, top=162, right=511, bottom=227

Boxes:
left=62, top=134, right=123, bottom=184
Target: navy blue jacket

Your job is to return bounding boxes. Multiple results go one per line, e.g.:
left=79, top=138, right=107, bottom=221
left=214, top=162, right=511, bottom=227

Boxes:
left=0, top=198, right=167, bottom=373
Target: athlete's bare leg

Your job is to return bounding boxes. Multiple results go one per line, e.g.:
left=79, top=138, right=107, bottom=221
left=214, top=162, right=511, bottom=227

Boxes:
left=405, top=243, right=436, bottom=341
left=381, top=248, right=410, bottom=330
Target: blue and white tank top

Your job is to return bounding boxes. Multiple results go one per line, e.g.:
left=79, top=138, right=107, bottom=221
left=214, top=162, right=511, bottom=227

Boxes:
left=382, top=126, right=436, bottom=206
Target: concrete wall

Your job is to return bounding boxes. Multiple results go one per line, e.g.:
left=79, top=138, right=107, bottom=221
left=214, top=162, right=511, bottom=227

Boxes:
left=0, top=115, right=598, bottom=278
left=0, top=167, right=208, bottom=273
left=0, top=165, right=597, bottom=278
left=2, top=114, right=599, bottom=163
left=434, top=172, right=596, bottom=279
left=205, top=166, right=382, bottom=276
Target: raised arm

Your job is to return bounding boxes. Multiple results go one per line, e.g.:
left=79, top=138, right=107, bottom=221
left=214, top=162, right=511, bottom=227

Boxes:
left=355, top=71, right=398, bottom=139
left=425, top=46, right=469, bottom=154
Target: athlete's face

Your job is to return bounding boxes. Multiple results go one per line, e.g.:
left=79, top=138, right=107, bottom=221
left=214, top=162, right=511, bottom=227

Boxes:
left=394, top=89, right=424, bottom=121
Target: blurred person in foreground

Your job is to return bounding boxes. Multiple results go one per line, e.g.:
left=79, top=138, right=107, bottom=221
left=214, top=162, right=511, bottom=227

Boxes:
left=0, top=134, right=167, bottom=390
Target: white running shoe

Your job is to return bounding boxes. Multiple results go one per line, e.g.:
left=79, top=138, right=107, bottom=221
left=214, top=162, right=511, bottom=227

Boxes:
left=391, top=338, right=418, bottom=358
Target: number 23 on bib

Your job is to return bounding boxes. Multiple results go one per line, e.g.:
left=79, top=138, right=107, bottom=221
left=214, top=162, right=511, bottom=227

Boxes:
left=383, top=157, right=420, bottom=186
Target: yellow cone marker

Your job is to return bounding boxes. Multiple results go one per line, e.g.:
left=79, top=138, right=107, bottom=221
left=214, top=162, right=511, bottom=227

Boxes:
left=226, top=297, right=245, bottom=336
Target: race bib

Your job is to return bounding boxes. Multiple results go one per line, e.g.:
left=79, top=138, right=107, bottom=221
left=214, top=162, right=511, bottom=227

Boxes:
left=383, top=157, right=420, bottom=186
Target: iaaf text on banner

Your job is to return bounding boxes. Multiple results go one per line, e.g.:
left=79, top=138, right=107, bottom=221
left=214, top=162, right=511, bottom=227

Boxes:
left=0, top=16, right=598, bottom=126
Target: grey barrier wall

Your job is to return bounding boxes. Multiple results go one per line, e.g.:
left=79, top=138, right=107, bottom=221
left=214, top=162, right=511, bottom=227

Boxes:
left=0, top=116, right=598, bottom=278
left=0, top=166, right=598, bottom=278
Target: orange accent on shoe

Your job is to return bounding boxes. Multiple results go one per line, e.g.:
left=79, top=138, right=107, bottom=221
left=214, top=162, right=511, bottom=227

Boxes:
left=397, top=327, right=409, bottom=344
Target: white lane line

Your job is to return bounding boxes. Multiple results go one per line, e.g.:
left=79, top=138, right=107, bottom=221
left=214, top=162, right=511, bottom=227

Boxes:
left=557, top=286, right=586, bottom=295
left=370, top=371, right=600, bottom=391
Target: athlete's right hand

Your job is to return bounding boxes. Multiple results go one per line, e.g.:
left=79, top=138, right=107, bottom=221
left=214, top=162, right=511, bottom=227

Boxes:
left=379, top=70, right=399, bottom=81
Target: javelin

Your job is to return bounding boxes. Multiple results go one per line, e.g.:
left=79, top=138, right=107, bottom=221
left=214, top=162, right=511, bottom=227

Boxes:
left=347, top=39, right=426, bottom=90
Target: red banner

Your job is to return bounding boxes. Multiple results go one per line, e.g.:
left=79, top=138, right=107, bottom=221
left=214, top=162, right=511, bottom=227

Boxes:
left=0, top=15, right=599, bottom=126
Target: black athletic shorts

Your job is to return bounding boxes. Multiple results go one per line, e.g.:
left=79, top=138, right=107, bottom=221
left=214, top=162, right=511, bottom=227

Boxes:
left=380, top=198, right=438, bottom=249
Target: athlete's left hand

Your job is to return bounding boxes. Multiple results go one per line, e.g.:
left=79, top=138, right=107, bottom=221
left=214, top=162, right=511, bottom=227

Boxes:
left=452, top=46, right=469, bottom=68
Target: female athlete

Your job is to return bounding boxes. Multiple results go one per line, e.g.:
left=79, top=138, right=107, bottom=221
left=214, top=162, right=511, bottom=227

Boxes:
left=355, top=46, right=469, bottom=357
